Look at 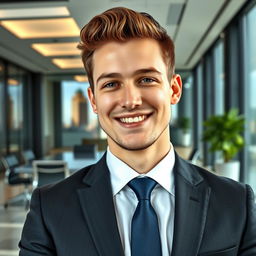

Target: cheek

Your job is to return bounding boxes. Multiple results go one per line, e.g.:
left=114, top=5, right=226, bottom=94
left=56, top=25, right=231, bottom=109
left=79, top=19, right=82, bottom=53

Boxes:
left=146, top=89, right=171, bottom=107
left=148, top=90, right=171, bottom=121
left=96, top=94, right=115, bottom=114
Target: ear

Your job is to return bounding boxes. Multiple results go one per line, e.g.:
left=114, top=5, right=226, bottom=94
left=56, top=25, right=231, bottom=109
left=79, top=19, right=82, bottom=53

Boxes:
left=170, top=74, right=182, bottom=105
left=87, top=87, right=98, bottom=114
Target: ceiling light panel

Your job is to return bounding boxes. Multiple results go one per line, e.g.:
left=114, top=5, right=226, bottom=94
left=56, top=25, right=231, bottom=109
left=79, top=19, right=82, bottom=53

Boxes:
left=74, top=75, right=88, bottom=82
left=0, top=18, right=80, bottom=38
left=8, top=78, right=19, bottom=86
left=52, top=58, right=83, bottom=69
left=0, top=7, right=70, bottom=19
left=32, top=42, right=80, bottom=56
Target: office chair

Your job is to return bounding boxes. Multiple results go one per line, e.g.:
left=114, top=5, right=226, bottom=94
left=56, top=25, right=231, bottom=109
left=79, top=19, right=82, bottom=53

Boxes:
left=32, top=160, right=70, bottom=188
left=22, top=149, right=36, bottom=164
left=73, top=144, right=97, bottom=158
left=1, top=154, right=32, bottom=209
left=188, top=148, right=202, bottom=166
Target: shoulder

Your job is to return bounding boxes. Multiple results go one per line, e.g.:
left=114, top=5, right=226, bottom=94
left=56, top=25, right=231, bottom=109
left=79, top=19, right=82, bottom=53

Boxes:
left=188, top=159, right=254, bottom=203
left=177, top=156, right=253, bottom=200
left=33, top=164, right=95, bottom=204
left=28, top=164, right=97, bottom=224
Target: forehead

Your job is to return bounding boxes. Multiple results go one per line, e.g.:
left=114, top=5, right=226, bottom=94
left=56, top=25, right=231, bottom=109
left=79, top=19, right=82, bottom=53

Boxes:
left=92, top=38, right=167, bottom=81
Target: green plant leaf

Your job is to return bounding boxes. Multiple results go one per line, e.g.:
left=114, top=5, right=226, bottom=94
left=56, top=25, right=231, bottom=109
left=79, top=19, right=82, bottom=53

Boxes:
left=202, top=108, right=245, bottom=162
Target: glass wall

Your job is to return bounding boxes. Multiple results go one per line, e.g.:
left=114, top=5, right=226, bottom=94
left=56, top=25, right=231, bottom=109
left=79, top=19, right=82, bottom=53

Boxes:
left=0, top=58, right=31, bottom=159
left=194, top=64, right=203, bottom=152
left=171, top=72, right=193, bottom=148
left=0, top=60, right=6, bottom=155
left=244, top=4, right=256, bottom=191
left=192, top=1, right=256, bottom=185
left=193, top=39, right=225, bottom=166
left=7, top=64, right=24, bottom=153
left=213, top=40, right=225, bottom=115
left=213, top=39, right=225, bottom=163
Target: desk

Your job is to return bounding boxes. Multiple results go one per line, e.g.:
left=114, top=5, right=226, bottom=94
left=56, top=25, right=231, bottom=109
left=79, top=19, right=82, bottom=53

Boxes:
left=46, top=151, right=104, bottom=171
left=15, top=151, right=105, bottom=174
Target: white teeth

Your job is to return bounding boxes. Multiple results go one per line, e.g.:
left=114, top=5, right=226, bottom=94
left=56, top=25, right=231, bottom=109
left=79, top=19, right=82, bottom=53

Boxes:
left=120, top=115, right=146, bottom=124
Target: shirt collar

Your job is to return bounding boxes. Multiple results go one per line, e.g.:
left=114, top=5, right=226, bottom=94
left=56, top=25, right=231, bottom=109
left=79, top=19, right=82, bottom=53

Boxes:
left=106, top=146, right=175, bottom=196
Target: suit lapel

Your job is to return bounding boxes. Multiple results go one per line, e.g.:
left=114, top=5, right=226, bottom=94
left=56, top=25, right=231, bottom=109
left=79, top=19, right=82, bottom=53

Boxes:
left=171, top=154, right=211, bottom=256
left=77, top=154, right=124, bottom=256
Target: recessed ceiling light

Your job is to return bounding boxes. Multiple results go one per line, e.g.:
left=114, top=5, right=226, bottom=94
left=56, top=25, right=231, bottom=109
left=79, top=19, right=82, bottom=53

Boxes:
left=74, top=75, right=88, bottom=82
left=8, top=79, right=19, bottom=85
left=52, top=58, right=83, bottom=69
left=1, top=17, right=80, bottom=38
left=0, top=6, right=70, bottom=19
left=32, top=42, right=80, bottom=56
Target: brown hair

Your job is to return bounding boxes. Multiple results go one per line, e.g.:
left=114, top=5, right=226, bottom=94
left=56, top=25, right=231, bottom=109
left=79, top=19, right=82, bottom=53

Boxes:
left=78, top=7, right=175, bottom=90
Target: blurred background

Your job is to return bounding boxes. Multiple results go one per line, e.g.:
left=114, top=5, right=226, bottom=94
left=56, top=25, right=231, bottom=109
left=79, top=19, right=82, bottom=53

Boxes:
left=0, top=0, right=256, bottom=255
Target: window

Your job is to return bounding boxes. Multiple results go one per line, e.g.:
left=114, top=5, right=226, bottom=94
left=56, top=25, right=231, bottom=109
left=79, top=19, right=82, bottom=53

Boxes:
left=213, top=40, right=225, bottom=115
left=61, top=81, right=104, bottom=146
left=172, top=72, right=193, bottom=148
left=0, top=60, right=6, bottom=155
left=7, top=64, right=24, bottom=153
left=244, top=4, right=256, bottom=191
left=194, top=64, right=203, bottom=151
left=0, top=60, right=31, bottom=157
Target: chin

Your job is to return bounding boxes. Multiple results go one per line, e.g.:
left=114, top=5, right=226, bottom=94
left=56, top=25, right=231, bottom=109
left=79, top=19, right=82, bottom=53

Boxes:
left=116, top=140, right=156, bottom=151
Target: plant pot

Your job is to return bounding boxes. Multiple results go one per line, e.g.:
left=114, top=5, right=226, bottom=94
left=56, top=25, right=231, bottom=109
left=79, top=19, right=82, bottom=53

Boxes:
left=214, top=160, right=240, bottom=181
left=177, top=130, right=191, bottom=147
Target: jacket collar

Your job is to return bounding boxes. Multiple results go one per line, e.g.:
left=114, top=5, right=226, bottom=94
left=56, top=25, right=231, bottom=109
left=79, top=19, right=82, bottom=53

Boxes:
left=77, top=153, right=124, bottom=256
left=171, top=152, right=211, bottom=256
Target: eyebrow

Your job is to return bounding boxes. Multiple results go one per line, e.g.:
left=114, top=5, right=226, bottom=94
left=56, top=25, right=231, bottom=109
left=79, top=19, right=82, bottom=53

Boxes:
left=96, top=68, right=162, bottom=85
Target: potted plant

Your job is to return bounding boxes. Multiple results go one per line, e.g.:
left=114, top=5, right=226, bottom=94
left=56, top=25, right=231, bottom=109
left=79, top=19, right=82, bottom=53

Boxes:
left=202, top=108, right=245, bottom=181
left=177, top=117, right=191, bottom=146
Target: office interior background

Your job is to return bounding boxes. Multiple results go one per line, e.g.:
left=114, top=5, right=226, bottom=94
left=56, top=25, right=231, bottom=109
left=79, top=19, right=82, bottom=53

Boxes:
left=0, top=0, right=256, bottom=254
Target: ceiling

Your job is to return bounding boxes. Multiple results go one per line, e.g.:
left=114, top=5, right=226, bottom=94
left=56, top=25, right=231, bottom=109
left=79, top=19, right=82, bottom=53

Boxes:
left=0, top=0, right=248, bottom=75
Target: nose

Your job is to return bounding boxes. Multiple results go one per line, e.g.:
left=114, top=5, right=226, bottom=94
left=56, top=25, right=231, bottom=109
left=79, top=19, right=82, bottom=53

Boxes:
left=119, top=84, right=142, bottom=110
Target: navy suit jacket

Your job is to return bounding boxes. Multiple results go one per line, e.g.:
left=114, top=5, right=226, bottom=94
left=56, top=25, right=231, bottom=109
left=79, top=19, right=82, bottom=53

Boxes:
left=19, top=153, right=256, bottom=256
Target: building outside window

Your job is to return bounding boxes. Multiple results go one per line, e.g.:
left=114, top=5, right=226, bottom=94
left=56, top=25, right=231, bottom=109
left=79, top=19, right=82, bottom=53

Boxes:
left=7, top=64, right=24, bottom=153
left=61, top=81, right=104, bottom=147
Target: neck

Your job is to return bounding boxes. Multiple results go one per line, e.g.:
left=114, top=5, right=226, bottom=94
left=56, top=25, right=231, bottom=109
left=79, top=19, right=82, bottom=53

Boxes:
left=108, top=130, right=171, bottom=174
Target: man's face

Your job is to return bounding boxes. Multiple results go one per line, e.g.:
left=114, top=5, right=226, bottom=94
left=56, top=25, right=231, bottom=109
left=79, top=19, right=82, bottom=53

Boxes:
left=88, top=38, right=182, bottom=154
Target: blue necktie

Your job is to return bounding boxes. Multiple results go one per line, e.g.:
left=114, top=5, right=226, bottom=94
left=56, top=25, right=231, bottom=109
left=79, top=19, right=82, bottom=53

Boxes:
left=128, top=177, right=162, bottom=256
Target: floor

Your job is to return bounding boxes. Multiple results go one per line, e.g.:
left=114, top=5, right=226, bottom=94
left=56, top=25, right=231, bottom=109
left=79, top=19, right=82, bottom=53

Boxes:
left=0, top=175, right=28, bottom=256
left=0, top=206, right=27, bottom=256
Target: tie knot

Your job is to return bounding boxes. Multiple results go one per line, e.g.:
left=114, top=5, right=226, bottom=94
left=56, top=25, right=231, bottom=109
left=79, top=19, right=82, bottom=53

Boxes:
left=128, top=177, right=157, bottom=200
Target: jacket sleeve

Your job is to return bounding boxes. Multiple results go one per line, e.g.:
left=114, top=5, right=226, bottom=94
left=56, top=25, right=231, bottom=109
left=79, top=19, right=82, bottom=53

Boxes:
left=239, top=184, right=256, bottom=255
left=19, top=188, right=56, bottom=256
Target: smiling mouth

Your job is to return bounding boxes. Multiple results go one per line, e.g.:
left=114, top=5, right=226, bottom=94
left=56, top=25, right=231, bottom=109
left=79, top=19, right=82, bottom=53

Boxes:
left=118, top=115, right=148, bottom=124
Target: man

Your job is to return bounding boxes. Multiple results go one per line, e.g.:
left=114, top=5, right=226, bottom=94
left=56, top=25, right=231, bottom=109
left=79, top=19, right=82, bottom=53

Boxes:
left=19, top=7, right=256, bottom=256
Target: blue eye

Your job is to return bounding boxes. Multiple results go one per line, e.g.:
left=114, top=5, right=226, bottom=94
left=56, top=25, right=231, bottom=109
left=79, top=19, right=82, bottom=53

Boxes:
left=140, top=77, right=155, bottom=83
left=104, top=82, right=118, bottom=88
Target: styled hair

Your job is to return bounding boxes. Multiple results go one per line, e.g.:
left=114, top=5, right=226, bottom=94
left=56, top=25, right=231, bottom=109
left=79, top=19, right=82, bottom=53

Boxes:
left=78, top=7, right=175, bottom=90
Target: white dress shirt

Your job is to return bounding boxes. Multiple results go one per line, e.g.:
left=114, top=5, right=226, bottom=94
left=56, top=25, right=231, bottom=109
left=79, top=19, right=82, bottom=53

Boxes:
left=106, top=147, right=175, bottom=256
